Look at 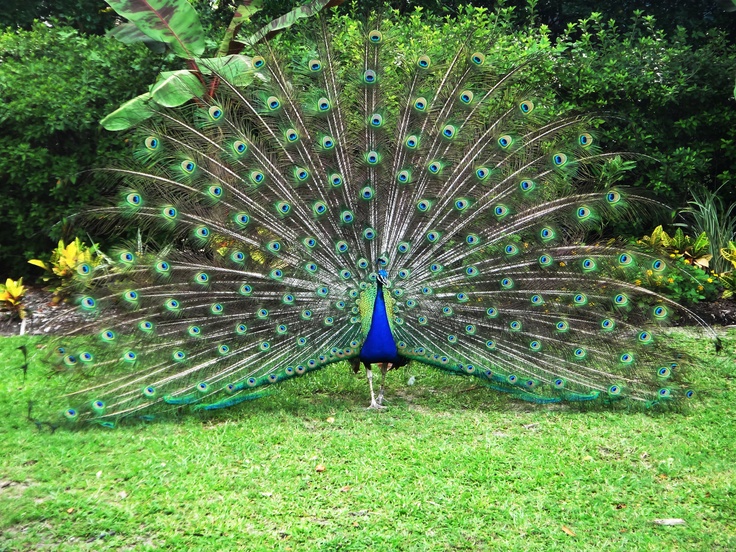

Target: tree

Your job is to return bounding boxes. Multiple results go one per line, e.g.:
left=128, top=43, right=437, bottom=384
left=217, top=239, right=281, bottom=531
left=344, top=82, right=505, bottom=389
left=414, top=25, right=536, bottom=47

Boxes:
left=0, top=0, right=115, bottom=34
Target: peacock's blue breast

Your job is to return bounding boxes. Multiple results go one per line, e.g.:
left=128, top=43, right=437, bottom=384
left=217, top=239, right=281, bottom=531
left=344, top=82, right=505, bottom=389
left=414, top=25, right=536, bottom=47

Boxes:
left=359, top=286, right=401, bottom=364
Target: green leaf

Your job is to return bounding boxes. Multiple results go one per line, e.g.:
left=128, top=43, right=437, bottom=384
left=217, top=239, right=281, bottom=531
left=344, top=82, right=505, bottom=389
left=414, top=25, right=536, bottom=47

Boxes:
left=217, top=1, right=264, bottom=57
left=108, top=22, right=166, bottom=53
left=105, top=0, right=205, bottom=59
left=672, top=228, right=687, bottom=251
left=197, top=55, right=266, bottom=87
left=242, top=0, right=345, bottom=48
left=150, top=70, right=206, bottom=107
left=100, top=92, right=155, bottom=131
left=693, top=232, right=710, bottom=256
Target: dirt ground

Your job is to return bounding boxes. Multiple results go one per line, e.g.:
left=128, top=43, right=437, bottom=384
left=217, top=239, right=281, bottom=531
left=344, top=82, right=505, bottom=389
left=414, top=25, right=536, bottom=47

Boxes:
left=0, top=287, right=85, bottom=337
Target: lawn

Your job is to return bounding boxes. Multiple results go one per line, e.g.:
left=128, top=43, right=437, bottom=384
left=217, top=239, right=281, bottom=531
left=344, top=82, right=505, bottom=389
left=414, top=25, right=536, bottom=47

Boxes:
left=1, top=329, right=734, bottom=551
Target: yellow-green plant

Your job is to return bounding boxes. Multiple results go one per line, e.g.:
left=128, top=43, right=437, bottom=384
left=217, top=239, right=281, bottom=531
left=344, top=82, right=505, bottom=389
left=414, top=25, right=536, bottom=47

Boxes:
left=718, top=241, right=736, bottom=299
left=641, top=225, right=712, bottom=268
left=722, top=241, right=736, bottom=269
left=28, top=238, right=103, bottom=300
left=0, top=277, right=27, bottom=319
left=681, top=186, right=736, bottom=275
left=641, top=228, right=736, bottom=300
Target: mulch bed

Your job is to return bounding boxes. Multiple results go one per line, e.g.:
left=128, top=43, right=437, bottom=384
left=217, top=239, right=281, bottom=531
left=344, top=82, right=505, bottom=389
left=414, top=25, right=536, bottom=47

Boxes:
left=683, top=299, right=736, bottom=327
left=0, top=287, right=85, bottom=337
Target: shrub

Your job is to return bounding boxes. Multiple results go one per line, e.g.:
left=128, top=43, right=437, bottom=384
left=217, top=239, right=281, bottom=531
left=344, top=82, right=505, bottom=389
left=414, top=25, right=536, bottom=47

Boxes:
left=0, top=23, right=160, bottom=278
left=0, top=278, right=28, bottom=320
left=634, top=226, right=724, bottom=303
left=28, top=238, right=107, bottom=301
left=680, top=186, right=736, bottom=275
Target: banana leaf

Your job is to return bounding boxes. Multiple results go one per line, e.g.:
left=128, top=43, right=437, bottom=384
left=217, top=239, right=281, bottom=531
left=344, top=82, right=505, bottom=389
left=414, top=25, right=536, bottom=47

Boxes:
left=105, top=0, right=205, bottom=59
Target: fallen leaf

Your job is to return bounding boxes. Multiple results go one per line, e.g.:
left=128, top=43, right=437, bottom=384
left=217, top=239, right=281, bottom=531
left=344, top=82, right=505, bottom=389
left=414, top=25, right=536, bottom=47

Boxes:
left=340, top=486, right=352, bottom=492
left=653, top=518, right=686, bottom=526
left=561, top=525, right=576, bottom=536
left=326, top=417, right=335, bottom=424
left=316, top=464, right=326, bottom=473
left=67, top=508, right=75, bottom=514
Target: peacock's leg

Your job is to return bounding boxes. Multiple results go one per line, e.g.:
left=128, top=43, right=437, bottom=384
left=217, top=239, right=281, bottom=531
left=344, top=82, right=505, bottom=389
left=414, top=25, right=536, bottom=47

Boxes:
left=377, top=362, right=392, bottom=406
left=350, top=357, right=361, bottom=374
left=366, top=365, right=386, bottom=410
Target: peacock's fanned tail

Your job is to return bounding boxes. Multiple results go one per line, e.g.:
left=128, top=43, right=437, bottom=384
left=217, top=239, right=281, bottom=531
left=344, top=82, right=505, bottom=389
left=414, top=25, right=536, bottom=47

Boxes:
left=44, top=19, right=710, bottom=426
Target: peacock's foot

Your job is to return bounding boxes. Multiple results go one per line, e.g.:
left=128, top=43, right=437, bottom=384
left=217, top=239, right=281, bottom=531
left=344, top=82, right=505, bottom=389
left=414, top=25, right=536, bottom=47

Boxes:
left=367, top=399, right=387, bottom=410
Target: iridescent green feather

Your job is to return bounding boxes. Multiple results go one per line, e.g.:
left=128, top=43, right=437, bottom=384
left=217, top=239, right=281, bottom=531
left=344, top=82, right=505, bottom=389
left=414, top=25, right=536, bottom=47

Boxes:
left=36, top=13, right=716, bottom=427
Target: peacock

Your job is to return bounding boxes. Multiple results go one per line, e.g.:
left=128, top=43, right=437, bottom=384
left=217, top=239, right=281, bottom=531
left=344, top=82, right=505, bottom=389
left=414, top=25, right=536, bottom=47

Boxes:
left=39, top=10, right=713, bottom=427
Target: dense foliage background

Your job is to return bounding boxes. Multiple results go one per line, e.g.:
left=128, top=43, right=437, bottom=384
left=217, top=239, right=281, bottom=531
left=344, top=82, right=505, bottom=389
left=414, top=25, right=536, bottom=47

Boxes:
left=1, top=0, right=735, bottom=279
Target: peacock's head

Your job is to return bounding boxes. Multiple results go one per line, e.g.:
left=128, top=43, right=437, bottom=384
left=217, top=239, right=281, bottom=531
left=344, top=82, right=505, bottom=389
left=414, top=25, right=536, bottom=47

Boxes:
left=377, top=269, right=390, bottom=287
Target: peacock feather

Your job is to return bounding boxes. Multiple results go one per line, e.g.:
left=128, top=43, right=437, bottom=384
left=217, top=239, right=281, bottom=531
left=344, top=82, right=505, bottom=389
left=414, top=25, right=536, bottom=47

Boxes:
left=42, top=14, right=713, bottom=427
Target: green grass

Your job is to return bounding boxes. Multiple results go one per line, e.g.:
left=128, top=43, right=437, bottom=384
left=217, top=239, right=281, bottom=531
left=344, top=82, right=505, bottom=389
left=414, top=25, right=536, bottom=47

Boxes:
left=1, top=330, right=735, bottom=551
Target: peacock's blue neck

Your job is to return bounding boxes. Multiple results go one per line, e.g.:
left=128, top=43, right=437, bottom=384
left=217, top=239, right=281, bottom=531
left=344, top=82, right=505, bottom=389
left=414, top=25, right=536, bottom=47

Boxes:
left=359, top=283, right=401, bottom=365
